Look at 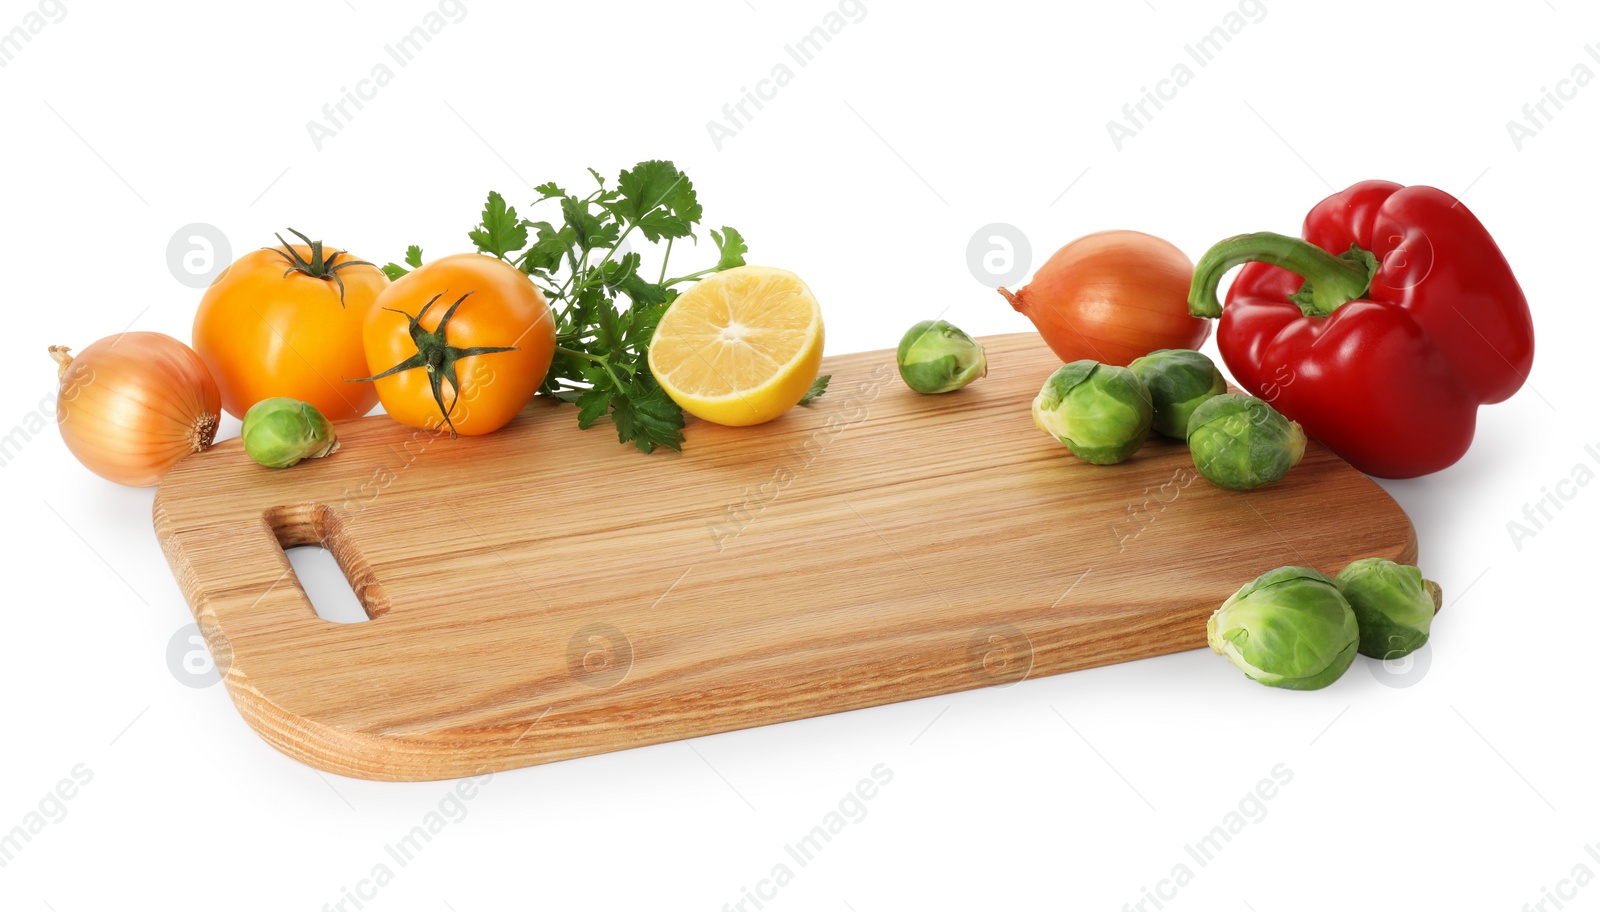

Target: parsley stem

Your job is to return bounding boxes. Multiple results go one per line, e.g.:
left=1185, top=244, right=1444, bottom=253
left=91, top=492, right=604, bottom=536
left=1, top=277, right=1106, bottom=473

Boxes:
left=663, top=266, right=716, bottom=286
left=555, top=345, right=626, bottom=392
left=557, top=246, right=592, bottom=303
left=590, top=224, right=639, bottom=290
left=658, top=237, right=673, bottom=286
left=554, top=346, right=603, bottom=363
left=553, top=217, right=640, bottom=316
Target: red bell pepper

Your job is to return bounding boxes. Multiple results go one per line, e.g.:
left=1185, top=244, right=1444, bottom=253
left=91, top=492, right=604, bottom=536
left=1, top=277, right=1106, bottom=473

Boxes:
left=1187, top=180, right=1534, bottom=479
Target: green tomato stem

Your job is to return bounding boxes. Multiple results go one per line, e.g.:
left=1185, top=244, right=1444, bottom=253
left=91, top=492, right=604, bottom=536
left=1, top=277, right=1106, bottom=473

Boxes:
left=266, top=227, right=375, bottom=308
left=347, top=292, right=518, bottom=438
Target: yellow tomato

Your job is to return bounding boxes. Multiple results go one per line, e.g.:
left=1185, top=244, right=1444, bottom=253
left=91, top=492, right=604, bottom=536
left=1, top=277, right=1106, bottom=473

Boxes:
left=192, top=232, right=388, bottom=421
left=361, top=254, right=555, bottom=436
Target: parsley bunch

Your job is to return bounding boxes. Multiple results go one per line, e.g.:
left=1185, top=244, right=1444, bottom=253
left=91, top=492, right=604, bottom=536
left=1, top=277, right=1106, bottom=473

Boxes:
left=385, top=160, right=801, bottom=453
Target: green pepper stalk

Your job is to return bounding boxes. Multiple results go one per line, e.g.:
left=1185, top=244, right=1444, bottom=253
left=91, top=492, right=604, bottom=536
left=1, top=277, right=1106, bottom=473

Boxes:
left=242, top=397, right=340, bottom=468
left=896, top=320, right=987, bottom=394
left=1031, top=360, right=1152, bottom=465
left=1188, top=233, right=1379, bottom=319
left=1129, top=349, right=1227, bottom=439
left=1335, top=558, right=1442, bottom=659
left=1207, top=566, right=1360, bottom=690
left=1186, top=393, right=1306, bottom=490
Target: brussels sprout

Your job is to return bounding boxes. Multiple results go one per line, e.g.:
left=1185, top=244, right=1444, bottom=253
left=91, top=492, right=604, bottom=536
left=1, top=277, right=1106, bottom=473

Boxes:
left=897, top=320, right=987, bottom=394
left=1335, top=557, right=1442, bottom=660
left=1186, top=393, right=1306, bottom=490
left=1032, top=360, right=1152, bottom=464
left=1207, top=566, right=1360, bottom=690
left=1128, top=349, right=1227, bottom=439
left=242, top=397, right=340, bottom=469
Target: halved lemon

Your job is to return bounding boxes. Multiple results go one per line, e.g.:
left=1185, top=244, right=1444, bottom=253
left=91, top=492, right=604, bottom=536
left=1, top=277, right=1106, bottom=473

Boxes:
left=648, top=265, right=824, bottom=427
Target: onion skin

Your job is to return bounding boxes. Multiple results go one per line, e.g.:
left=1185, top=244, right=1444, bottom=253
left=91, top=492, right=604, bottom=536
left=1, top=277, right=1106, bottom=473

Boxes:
left=50, top=332, right=222, bottom=487
left=999, top=230, right=1210, bottom=366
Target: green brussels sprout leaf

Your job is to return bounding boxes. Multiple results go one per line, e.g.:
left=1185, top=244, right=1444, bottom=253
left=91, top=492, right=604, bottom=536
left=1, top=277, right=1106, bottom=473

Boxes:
left=1129, top=349, right=1227, bottom=439
left=897, top=320, right=988, bottom=394
left=1186, top=393, right=1306, bottom=491
left=1032, top=360, right=1153, bottom=465
left=1207, top=566, right=1359, bottom=690
left=242, top=397, right=340, bottom=469
left=1336, top=557, right=1442, bottom=660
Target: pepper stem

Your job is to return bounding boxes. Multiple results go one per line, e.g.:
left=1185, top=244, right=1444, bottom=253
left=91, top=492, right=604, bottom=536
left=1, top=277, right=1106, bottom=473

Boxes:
left=1188, top=231, right=1379, bottom=319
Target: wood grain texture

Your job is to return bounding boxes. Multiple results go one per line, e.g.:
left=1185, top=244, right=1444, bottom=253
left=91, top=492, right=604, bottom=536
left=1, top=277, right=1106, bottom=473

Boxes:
left=153, top=333, right=1416, bottom=781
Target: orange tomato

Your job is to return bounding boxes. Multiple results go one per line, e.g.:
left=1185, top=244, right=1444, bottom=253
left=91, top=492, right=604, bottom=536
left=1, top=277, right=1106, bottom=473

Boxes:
left=360, top=253, right=555, bottom=436
left=193, top=233, right=388, bottom=420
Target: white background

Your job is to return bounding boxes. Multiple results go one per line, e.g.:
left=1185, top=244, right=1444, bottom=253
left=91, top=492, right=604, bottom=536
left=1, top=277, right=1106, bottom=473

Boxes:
left=2, top=0, right=1595, bottom=909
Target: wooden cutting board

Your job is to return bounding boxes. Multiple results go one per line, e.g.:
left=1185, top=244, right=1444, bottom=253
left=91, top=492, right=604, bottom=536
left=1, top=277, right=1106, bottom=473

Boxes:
left=153, top=333, right=1415, bottom=781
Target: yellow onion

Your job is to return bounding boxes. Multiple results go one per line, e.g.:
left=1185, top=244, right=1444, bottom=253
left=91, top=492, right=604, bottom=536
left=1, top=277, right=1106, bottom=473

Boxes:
left=49, top=332, right=221, bottom=486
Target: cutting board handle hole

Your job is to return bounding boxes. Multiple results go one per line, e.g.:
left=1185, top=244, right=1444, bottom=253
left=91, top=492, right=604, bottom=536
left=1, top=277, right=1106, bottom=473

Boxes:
left=264, top=503, right=390, bottom=623
left=283, top=545, right=370, bottom=624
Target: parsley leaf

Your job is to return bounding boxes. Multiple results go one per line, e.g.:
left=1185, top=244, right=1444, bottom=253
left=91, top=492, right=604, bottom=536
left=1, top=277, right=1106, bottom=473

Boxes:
left=389, top=161, right=783, bottom=453
left=522, top=221, right=575, bottom=276
left=382, top=245, right=423, bottom=281
left=612, top=160, right=700, bottom=242
left=711, top=227, right=747, bottom=271
left=610, top=379, right=685, bottom=453
left=468, top=191, right=529, bottom=260
left=799, top=374, right=831, bottom=406
left=574, top=381, right=614, bottom=430
left=561, top=195, right=616, bottom=249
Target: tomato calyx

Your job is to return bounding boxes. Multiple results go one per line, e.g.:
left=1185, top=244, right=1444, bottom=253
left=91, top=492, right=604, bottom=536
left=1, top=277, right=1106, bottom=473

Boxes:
left=349, top=291, right=519, bottom=438
left=267, top=227, right=376, bottom=308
